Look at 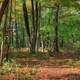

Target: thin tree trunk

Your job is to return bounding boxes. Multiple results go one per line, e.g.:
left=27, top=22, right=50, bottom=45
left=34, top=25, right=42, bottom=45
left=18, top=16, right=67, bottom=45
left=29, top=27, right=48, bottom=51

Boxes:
left=0, top=41, right=3, bottom=65
left=15, top=22, right=19, bottom=48
left=35, top=1, right=39, bottom=51
left=23, top=0, right=31, bottom=41
left=38, top=3, right=41, bottom=48
left=14, top=0, right=19, bottom=49
left=30, top=0, right=36, bottom=52
left=54, top=5, right=60, bottom=53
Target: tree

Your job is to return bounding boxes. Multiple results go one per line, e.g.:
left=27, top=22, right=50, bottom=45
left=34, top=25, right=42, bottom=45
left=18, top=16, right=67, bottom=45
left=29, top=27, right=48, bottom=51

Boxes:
left=0, top=0, right=10, bottom=24
left=23, top=0, right=31, bottom=42
left=30, top=0, right=39, bottom=52
left=53, top=4, right=60, bottom=53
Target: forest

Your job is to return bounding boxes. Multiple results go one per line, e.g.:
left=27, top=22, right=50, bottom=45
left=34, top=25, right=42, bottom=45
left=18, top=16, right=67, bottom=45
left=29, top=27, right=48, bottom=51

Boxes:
left=0, top=0, right=80, bottom=80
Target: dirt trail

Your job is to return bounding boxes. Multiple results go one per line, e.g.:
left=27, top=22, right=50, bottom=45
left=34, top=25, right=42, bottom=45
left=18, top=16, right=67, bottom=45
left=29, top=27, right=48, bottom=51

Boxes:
left=35, top=67, right=80, bottom=80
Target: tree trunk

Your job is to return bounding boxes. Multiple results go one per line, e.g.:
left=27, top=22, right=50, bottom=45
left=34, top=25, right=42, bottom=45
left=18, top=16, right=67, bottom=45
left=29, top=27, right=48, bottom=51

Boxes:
left=23, top=0, right=31, bottom=41
left=30, top=0, right=36, bottom=52
left=0, top=2, right=9, bottom=64
left=36, top=2, right=41, bottom=51
left=0, top=0, right=10, bottom=24
left=0, top=41, right=3, bottom=65
left=35, top=1, right=39, bottom=51
left=30, top=1, right=39, bottom=52
left=54, top=5, right=60, bottom=53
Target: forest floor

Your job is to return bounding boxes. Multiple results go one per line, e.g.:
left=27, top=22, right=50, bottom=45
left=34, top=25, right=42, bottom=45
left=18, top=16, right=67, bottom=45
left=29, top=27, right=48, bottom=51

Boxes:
left=35, top=67, right=80, bottom=80
left=16, top=57, right=80, bottom=80
left=2, top=67, right=80, bottom=80
left=1, top=51, right=80, bottom=80
left=16, top=53, right=80, bottom=80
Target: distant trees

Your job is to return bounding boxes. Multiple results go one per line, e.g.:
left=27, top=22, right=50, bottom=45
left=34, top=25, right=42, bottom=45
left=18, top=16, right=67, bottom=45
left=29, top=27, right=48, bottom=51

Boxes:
left=0, top=0, right=80, bottom=64
left=30, top=0, right=39, bottom=52
left=23, top=0, right=40, bottom=52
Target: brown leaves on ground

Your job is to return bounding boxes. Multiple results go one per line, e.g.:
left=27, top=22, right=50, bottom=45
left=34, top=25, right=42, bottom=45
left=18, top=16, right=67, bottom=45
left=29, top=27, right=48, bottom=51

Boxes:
left=35, top=67, right=80, bottom=80
left=1, top=67, right=80, bottom=80
left=1, top=73, right=16, bottom=80
left=16, top=67, right=32, bottom=74
left=1, top=67, right=33, bottom=80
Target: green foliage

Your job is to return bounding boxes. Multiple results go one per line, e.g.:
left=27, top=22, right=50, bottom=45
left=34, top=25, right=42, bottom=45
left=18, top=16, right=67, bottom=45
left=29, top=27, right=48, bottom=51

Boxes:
left=0, top=0, right=80, bottom=62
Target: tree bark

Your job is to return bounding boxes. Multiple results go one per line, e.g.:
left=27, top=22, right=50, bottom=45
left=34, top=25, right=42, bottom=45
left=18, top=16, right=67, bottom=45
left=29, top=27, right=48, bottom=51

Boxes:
left=30, top=1, right=40, bottom=52
left=23, top=0, right=31, bottom=39
left=35, top=1, right=39, bottom=51
left=54, top=5, right=60, bottom=53
left=0, top=0, right=10, bottom=24
left=30, top=0, right=36, bottom=52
